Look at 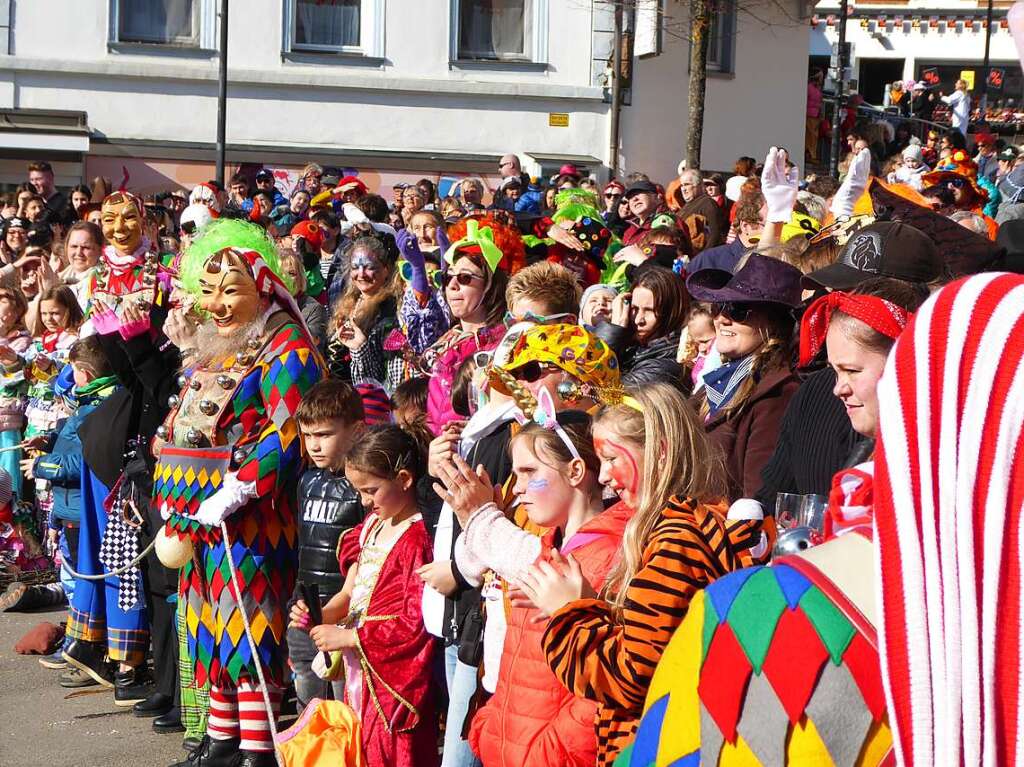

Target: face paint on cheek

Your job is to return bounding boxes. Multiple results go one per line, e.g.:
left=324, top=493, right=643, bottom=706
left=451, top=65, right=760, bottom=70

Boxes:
left=526, top=479, right=550, bottom=493
left=595, top=437, right=640, bottom=498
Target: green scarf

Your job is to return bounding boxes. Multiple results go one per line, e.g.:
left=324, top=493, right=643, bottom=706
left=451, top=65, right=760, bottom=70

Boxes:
left=75, top=374, right=119, bottom=399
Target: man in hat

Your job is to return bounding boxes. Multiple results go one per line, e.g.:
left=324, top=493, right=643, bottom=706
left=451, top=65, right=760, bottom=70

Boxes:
left=157, top=219, right=324, bottom=767
left=621, top=180, right=675, bottom=246
left=974, top=132, right=999, bottom=183
left=254, top=169, right=286, bottom=208
left=996, top=146, right=1020, bottom=184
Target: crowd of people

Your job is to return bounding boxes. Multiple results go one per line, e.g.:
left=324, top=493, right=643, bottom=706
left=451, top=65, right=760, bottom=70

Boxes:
left=0, top=133, right=1021, bottom=767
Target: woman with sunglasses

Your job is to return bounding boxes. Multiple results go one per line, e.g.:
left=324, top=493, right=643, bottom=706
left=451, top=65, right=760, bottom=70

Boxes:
left=686, top=253, right=803, bottom=501
left=326, top=234, right=405, bottom=391
left=594, top=265, right=688, bottom=389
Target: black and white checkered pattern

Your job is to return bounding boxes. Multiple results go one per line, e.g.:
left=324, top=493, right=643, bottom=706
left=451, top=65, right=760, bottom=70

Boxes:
left=98, top=506, right=142, bottom=612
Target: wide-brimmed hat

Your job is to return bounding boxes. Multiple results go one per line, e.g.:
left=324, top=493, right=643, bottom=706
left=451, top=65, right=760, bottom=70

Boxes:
left=687, top=253, right=803, bottom=308
left=921, top=149, right=989, bottom=202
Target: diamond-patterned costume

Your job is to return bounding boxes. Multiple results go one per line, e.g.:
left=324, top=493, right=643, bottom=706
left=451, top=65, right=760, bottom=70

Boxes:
left=621, top=533, right=892, bottom=767
left=158, top=320, right=323, bottom=689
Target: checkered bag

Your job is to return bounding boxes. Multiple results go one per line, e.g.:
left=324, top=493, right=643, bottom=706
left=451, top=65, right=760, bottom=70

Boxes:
left=98, top=490, right=143, bottom=612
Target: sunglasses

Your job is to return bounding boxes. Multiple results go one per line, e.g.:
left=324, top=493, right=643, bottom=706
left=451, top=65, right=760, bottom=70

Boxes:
left=398, top=259, right=444, bottom=290
left=503, top=310, right=574, bottom=326
left=948, top=177, right=967, bottom=188
left=712, top=301, right=758, bottom=323
left=509, top=360, right=558, bottom=383
left=444, top=271, right=484, bottom=289
left=605, top=192, right=622, bottom=199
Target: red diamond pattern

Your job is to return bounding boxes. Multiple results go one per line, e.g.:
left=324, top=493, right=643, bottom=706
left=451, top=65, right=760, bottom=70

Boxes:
left=842, top=631, right=886, bottom=721
left=761, top=607, right=829, bottom=723
left=697, top=621, right=754, bottom=741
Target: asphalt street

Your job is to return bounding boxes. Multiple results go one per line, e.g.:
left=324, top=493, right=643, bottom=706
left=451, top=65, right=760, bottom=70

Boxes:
left=0, top=606, right=185, bottom=767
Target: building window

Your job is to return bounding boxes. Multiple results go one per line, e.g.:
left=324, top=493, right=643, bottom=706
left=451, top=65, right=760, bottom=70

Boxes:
left=707, top=0, right=736, bottom=73
left=456, top=0, right=534, bottom=61
left=284, top=0, right=383, bottom=57
left=292, top=0, right=360, bottom=50
left=116, top=0, right=199, bottom=46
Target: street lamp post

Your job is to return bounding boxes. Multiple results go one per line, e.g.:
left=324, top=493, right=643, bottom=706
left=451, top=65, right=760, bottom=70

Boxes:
left=980, top=0, right=994, bottom=116
left=829, top=0, right=849, bottom=178
left=215, top=0, right=229, bottom=186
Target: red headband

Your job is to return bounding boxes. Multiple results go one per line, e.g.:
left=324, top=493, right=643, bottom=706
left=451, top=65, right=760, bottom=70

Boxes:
left=799, top=292, right=911, bottom=367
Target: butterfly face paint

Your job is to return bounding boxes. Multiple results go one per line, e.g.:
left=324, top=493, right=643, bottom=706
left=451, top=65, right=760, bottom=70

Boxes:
left=593, top=428, right=642, bottom=509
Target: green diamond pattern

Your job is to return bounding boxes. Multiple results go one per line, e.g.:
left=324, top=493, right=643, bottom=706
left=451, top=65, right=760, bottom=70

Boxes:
left=726, top=567, right=788, bottom=673
left=799, top=586, right=855, bottom=664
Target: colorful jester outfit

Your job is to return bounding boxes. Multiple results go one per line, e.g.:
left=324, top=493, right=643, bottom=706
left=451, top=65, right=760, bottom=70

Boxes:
left=155, top=313, right=322, bottom=689
left=620, top=471, right=892, bottom=767
left=154, top=232, right=325, bottom=756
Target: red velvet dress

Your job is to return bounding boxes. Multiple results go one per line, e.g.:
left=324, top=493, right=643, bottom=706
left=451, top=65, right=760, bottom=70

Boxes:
left=339, top=514, right=439, bottom=767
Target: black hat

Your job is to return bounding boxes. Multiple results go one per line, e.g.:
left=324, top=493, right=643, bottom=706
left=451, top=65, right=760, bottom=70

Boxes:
left=687, top=252, right=804, bottom=308
left=255, top=168, right=274, bottom=181
left=995, top=219, right=1024, bottom=274
left=803, top=221, right=941, bottom=290
left=624, top=180, right=659, bottom=198
left=3, top=216, right=27, bottom=230
left=999, top=147, right=1019, bottom=162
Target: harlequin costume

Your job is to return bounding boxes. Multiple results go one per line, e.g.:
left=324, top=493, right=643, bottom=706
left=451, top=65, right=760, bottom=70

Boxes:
left=617, top=476, right=890, bottom=767
left=326, top=513, right=437, bottom=767
left=154, top=221, right=324, bottom=760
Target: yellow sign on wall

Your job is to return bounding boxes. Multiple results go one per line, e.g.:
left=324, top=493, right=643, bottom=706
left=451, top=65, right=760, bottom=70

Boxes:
left=549, top=113, right=570, bottom=127
left=960, top=70, right=976, bottom=91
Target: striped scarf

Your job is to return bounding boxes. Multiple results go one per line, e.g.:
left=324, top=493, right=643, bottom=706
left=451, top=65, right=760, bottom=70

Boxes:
left=873, top=272, right=1024, bottom=766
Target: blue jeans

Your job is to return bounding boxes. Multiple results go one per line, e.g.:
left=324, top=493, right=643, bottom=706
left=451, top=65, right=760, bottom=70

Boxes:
left=58, top=528, right=75, bottom=603
left=442, top=643, right=481, bottom=767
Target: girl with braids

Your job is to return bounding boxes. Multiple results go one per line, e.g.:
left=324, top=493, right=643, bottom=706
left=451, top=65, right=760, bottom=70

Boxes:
left=290, top=424, right=437, bottom=767
left=515, top=382, right=766, bottom=766
left=686, top=253, right=804, bottom=500
left=326, top=232, right=404, bottom=391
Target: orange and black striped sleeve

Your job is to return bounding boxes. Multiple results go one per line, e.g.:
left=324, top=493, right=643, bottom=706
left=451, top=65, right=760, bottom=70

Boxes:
left=542, top=508, right=731, bottom=713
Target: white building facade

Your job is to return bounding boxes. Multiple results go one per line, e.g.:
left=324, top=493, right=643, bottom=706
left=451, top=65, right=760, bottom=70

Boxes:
left=0, top=0, right=809, bottom=195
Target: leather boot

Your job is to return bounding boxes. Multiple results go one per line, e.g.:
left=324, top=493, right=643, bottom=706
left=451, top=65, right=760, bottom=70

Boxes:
left=134, top=691, right=174, bottom=718
left=234, top=751, right=278, bottom=767
left=0, top=581, right=66, bottom=612
left=169, top=735, right=240, bottom=767
left=62, top=639, right=115, bottom=688
left=114, top=666, right=153, bottom=707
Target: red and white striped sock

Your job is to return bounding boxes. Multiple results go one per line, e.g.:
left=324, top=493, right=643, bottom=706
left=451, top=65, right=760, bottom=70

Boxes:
left=207, top=684, right=239, bottom=741
left=237, top=681, right=282, bottom=753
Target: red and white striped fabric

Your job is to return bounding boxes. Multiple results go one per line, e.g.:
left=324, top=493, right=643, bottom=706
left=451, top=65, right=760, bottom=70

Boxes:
left=874, top=272, right=1024, bottom=767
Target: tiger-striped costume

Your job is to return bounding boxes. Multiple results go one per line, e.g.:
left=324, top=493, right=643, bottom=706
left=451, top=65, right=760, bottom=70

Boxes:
left=541, top=496, right=764, bottom=766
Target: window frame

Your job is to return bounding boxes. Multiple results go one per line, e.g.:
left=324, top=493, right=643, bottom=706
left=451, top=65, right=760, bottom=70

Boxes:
left=108, top=0, right=215, bottom=50
left=449, top=0, right=549, bottom=65
left=706, top=0, right=737, bottom=74
left=283, top=0, right=384, bottom=58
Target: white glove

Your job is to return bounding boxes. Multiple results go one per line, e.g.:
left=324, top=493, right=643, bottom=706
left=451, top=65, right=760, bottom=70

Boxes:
left=831, top=147, right=872, bottom=217
left=193, top=472, right=257, bottom=528
left=761, top=146, right=799, bottom=224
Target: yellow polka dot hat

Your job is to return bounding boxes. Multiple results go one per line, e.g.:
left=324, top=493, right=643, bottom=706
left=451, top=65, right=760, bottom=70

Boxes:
left=489, top=323, right=621, bottom=395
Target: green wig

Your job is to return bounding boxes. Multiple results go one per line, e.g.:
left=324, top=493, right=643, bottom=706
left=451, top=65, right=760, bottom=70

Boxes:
left=551, top=188, right=603, bottom=224
left=178, top=218, right=288, bottom=297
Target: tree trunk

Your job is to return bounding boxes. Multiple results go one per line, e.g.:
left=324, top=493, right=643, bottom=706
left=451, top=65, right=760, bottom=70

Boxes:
left=687, top=0, right=712, bottom=169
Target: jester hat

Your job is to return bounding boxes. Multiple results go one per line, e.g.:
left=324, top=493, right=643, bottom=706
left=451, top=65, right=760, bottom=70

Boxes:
left=489, top=323, right=620, bottom=396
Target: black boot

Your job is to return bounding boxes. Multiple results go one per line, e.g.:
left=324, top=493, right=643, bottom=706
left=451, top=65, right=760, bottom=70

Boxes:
left=62, top=639, right=115, bottom=688
left=153, top=706, right=185, bottom=734
left=114, top=666, right=153, bottom=707
left=169, top=735, right=240, bottom=767
left=134, top=691, right=174, bottom=718
left=234, top=751, right=278, bottom=767
left=0, top=581, right=66, bottom=611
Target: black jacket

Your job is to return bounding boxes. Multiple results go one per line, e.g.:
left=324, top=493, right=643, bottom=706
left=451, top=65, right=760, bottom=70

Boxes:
left=594, top=322, right=684, bottom=390
left=81, top=320, right=182, bottom=596
left=754, top=367, right=868, bottom=513
left=295, top=468, right=365, bottom=602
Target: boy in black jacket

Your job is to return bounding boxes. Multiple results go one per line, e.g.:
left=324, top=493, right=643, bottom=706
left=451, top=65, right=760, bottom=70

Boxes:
left=289, top=380, right=366, bottom=710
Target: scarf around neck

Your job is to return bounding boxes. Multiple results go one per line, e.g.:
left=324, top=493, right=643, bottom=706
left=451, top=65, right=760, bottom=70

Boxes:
left=703, top=354, right=756, bottom=416
left=102, top=238, right=151, bottom=276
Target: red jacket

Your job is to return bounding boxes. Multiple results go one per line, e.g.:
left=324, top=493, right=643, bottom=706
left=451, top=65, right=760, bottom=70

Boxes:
left=470, top=502, right=633, bottom=767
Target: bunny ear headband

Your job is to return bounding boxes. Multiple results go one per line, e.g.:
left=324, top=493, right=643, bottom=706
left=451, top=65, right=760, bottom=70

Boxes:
left=493, top=367, right=583, bottom=462
left=511, top=387, right=583, bottom=462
